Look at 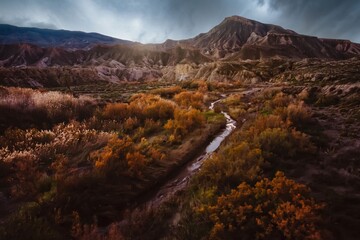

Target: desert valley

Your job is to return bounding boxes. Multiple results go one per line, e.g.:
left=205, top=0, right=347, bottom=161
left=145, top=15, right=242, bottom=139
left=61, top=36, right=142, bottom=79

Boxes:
left=0, top=10, right=360, bottom=240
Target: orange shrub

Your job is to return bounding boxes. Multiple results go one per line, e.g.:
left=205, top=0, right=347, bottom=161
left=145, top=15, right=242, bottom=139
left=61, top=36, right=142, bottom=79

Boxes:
left=285, top=101, right=312, bottom=127
left=268, top=92, right=292, bottom=109
left=143, top=119, right=162, bottom=136
left=126, top=152, right=146, bottom=177
left=144, top=100, right=175, bottom=120
left=165, top=108, right=205, bottom=138
left=245, top=115, right=287, bottom=139
left=198, top=141, right=263, bottom=189
left=0, top=122, right=112, bottom=199
left=204, top=172, right=324, bottom=240
left=150, top=86, right=182, bottom=98
left=148, top=148, right=165, bottom=161
left=91, top=136, right=133, bottom=176
left=102, top=103, right=129, bottom=121
left=124, top=117, right=140, bottom=132
left=174, top=91, right=205, bottom=110
left=129, top=94, right=176, bottom=121
left=197, top=80, right=208, bottom=93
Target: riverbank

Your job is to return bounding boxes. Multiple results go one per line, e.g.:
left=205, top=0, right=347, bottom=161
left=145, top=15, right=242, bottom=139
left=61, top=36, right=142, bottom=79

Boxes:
left=111, top=96, right=240, bottom=239
left=104, top=100, right=237, bottom=239
left=127, top=116, right=227, bottom=209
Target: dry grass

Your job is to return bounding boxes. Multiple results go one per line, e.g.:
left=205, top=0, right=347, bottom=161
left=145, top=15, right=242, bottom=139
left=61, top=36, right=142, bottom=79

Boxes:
left=0, top=87, right=96, bottom=131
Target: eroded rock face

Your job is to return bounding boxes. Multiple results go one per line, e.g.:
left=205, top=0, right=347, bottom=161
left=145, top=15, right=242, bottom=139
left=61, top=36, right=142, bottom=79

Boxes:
left=1, top=15, right=360, bottom=87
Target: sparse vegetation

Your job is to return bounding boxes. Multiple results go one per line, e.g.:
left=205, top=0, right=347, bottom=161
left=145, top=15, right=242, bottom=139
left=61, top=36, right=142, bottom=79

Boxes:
left=0, top=84, right=227, bottom=239
left=1, top=56, right=360, bottom=239
left=204, top=172, right=324, bottom=240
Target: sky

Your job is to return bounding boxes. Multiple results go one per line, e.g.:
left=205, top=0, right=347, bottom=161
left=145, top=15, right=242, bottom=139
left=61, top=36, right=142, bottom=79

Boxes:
left=0, top=0, right=359, bottom=43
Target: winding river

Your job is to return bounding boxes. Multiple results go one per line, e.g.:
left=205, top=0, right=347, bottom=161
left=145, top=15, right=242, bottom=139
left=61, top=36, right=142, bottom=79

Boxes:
left=144, top=98, right=237, bottom=208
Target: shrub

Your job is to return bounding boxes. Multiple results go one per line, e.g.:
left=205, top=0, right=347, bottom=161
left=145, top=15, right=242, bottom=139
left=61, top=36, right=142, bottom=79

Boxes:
left=129, top=94, right=176, bottom=121
left=255, top=127, right=315, bottom=161
left=4, top=150, right=41, bottom=198
left=123, top=117, right=140, bottom=132
left=126, top=152, right=147, bottom=177
left=0, top=87, right=96, bottom=131
left=269, top=92, right=292, bottom=108
left=164, top=108, right=205, bottom=138
left=143, top=119, right=162, bottom=136
left=150, top=86, right=183, bottom=98
left=32, top=91, right=95, bottom=122
left=0, top=122, right=112, bottom=199
left=274, top=101, right=311, bottom=126
left=246, top=115, right=286, bottom=138
left=203, top=172, right=324, bottom=240
left=197, top=141, right=263, bottom=189
left=0, top=202, right=63, bottom=240
left=256, top=128, right=292, bottom=160
left=174, top=91, right=205, bottom=110
left=259, top=88, right=281, bottom=101
left=102, top=103, right=129, bottom=121
left=223, top=94, right=243, bottom=107
left=91, top=136, right=133, bottom=176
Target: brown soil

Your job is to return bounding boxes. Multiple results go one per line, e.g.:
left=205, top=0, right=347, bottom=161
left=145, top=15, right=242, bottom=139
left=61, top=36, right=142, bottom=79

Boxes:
left=286, top=101, right=360, bottom=239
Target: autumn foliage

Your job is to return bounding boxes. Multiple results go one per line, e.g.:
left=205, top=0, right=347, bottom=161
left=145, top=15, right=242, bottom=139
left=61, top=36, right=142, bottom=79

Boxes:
left=173, top=88, right=324, bottom=240
left=174, top=91, right=205, bottom=110
left=0, top=86, right=214, bottom=239
left=204, top=172, right=324, bottom=240
left=0, top=87, right=96, bottom=131
left=0, top=83, right=327, bottom=240
left=165, top=108, right=205, bottom=140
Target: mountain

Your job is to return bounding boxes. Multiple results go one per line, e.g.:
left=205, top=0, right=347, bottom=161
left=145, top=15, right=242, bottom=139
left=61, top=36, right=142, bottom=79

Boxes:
left=0, top=43, right=212, bottom=86
left=175, top=16, right=360, bottom=60
left=0, top=24, right=133, bottom=50
left=1, top=16, right=360, bottom=86
left=0, top=43, right=211, bottom=67
left=1, top=16, right=360, bottom=63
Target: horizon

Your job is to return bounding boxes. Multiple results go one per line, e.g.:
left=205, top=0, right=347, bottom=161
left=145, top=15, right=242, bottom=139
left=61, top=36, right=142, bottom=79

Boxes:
left=0, top=0, right=359, bottom=44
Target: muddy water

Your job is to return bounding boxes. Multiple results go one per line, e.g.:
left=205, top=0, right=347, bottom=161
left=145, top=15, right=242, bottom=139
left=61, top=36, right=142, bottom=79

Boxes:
left=144, top=98, right=237, bottom=208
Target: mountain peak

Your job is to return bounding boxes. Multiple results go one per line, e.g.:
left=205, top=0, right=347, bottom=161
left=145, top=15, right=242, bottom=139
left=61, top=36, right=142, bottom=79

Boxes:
left=223, top=15, right=257, bottom=25
left=183, top=15, right=293, bottom=58
left=1, top=15, right=359, bottom=68
left=176, top=15, right=360, bottom=60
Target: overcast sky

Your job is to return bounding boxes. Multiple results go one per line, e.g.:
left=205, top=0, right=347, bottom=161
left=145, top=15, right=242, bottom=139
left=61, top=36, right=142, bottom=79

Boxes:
left=0, top=0, right=359, bottom=43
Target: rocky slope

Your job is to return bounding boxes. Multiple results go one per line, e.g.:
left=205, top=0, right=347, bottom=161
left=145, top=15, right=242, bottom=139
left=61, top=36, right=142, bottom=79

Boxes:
left=1, top=16, right=360, bottom=86
left=177, top=16, right=359, bottom=60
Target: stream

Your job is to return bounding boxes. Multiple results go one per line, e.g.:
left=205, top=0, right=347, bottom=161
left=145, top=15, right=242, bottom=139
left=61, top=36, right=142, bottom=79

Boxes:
left=143, top=98, right=237, bottom=208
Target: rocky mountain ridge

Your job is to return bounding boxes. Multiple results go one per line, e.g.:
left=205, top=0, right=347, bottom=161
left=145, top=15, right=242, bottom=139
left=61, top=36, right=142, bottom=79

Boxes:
left=1, top=16, right=360, bottom=86
left=0, top=24, right=132, bottom=50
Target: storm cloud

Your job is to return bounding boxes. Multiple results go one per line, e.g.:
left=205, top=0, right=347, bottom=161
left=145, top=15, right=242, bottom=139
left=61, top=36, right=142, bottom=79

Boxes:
left=0, top=0, right=359, bottom=43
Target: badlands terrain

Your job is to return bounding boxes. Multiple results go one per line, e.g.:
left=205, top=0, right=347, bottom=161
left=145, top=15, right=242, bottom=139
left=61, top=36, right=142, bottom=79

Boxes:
left=0, top=16, right=359, bottom=240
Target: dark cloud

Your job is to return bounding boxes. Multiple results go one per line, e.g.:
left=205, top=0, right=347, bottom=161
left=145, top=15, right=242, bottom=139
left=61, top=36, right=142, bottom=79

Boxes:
left=0, top=0, right=359, bottom=43
left=0, top=16, right=58, bottom=30
left=29, top=22, right=58, bottom=30
left=262, top=0, right=360, bottom=41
